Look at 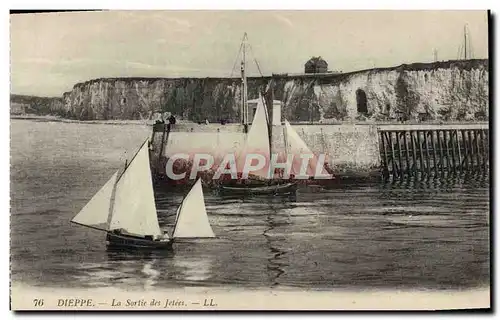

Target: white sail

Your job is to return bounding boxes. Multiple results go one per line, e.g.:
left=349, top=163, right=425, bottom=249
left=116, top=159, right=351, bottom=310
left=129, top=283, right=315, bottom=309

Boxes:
left=237, top=96, right=271, bottom=178
left=109, top=140, right=163, bottom=238
left=172, top=178, right=215, bottom=238
left=285, top=119, right=314, bottom=155
left=284, top=119, right=318, bottom=177
left=71, top=171, right=118, bottom=231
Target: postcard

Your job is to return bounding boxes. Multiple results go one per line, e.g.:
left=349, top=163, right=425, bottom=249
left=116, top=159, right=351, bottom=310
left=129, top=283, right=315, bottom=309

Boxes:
left=9, top=10, right=490, bottom=311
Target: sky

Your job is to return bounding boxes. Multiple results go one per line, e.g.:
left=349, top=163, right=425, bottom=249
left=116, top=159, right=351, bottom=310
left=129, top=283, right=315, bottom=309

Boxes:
left=10, top=10, right=489, bottom=97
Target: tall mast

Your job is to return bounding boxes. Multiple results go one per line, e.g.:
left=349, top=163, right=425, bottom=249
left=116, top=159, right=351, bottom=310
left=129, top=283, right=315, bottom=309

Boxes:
left=464, top=24, right=468, bottom=59
left=106, top=138, right=149, bottom=229
left=241, top=32, right=248, bottom=128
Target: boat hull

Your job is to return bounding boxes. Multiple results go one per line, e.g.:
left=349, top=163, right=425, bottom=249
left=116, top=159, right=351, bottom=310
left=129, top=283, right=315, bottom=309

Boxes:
left=217, top=181, right=298, bottom=195
left=106, top=232, right=173, bottom=250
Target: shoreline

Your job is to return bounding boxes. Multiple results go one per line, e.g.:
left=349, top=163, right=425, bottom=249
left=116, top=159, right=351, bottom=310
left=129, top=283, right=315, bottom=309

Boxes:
left=10, top=114, right=154, bottom=126
left=11, top=115, right=489, bottom=127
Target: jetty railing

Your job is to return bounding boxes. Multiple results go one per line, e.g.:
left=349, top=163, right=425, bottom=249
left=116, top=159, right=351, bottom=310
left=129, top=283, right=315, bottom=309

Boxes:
left=378, top=125, right=489, bottom=180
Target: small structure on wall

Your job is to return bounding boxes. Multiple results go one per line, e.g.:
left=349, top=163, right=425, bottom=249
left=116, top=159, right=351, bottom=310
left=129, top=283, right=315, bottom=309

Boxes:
left=304, top=56, right=328, bottom=74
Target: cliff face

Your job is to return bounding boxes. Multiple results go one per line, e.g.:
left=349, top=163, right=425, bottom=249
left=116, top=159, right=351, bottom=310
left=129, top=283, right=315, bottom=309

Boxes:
left=10, top=94, right=64, bottom=116
left=275, top=59, right=489, bottom=122
left=31, top=59, right=491, bottom=122
left=61, top=78, right=243, bottom=121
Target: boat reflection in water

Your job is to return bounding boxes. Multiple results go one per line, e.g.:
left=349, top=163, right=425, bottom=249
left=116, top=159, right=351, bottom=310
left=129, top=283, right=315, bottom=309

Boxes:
left=142, top=258, right=161, bottom=290
left=172, top=255, right=214, bottom=283
left=103, top=249, right=174, bottom=289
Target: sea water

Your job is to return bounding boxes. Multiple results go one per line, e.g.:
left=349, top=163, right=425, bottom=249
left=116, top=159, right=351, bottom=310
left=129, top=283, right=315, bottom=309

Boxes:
left=10, top=119, right=490, bottom=290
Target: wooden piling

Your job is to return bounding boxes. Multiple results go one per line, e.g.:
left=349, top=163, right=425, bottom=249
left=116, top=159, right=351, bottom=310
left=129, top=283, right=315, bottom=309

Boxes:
left=482, top=129, right=487, bottom=169
left=484, top=129, right=490, bottom=166
left=394, top=132, right=401, bottom=177
left=466, top=130, right=474, bottom=170
left=403, top=132, right=411, bottom=176
left=443, top=130, right=451, bottom=172
left=471, top=130, right=477, bottom=170
left=461, top=130, right=468, bottom=170
left=456, top=130, right=462, bottom=172
left=377, top=126, right=488, bottom=180
left=424, top=131, right=431, bottom=176
left=450, top=130, right=457, bottom=172
left=467, top=130, right=474, bottom=169
left=417, top=131, right=425, bottom=174
left=396, top=131, right=405, bottom=177
left=474, top=129, right=481, bottom=170
left=388, top=131, right=397, bottom=178
left=484, top=130, right=491, bottom=166
left=380, top=132, right=390, bottom=179
left=435, top=130, right=443, bottom=172
left=430, top=131, right=438, bottom=176
left=477, top=129, right=482, bottom=169
left=479, top=129, right=487, bottom=170
left=473, top=130, right=479, bottom=170
left=468, top=130, right=474, bottom=169
left=411, top=131, right=417, bottom=174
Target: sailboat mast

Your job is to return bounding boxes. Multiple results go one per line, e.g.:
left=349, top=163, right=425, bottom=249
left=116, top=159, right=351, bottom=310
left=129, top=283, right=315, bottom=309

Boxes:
left=464, top=24, right=468, bottom=59
left=106, top=175, right=118, bottom=230
left=240, top=57, right=244, bottom=125
left=117, top=138, right=149, bottom=182
left=107, top=138, right=149, bottom=231
left=262, top=95, right=272, bottom=158
left=171, top=202, right=183, bottom=238
left=241, top=32, right=249, bottom=130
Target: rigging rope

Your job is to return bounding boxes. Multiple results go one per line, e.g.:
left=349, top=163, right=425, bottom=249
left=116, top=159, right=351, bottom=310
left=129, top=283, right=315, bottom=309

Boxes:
left=229, top=33, right=265, bottom=78
left=248, top=43, right=264, bottom=77
left=230, top=40, right=244, bottom=78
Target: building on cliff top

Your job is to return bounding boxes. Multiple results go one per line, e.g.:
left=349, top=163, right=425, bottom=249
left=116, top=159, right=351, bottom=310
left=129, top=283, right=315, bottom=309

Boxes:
left=305, top=56, right=328, bottom=74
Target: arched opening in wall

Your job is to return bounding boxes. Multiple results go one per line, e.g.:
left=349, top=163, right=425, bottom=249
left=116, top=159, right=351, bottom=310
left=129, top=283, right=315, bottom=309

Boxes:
left=356, top=89, right=368, bottom=114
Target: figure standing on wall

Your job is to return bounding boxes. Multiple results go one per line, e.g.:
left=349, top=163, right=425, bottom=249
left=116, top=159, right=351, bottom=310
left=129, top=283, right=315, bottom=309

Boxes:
left=205, top=118, right=210, bottom=125
left=168, top=114, right=177, bottom=125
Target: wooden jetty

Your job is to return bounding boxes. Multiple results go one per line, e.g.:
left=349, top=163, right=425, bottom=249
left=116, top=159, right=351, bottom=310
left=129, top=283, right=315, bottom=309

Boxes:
left=378, top=124, right=489, bottom=180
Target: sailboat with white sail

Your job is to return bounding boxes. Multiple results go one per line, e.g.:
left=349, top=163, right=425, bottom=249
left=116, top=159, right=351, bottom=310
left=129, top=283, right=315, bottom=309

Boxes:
left=214, top=33, right=333, bottom=194
left=71, top=139, right=215, bottom=250
left=150, top=32, right=330, bottom=191
left=282, top=119, right=328, bottom=179
left=216, top=97, right=298, bottom=195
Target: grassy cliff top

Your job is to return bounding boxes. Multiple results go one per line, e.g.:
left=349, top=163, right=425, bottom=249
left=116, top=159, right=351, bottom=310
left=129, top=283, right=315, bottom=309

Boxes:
left=69, top=58, right=488, bottom=89
left=11, top=58, right=488, bottom=98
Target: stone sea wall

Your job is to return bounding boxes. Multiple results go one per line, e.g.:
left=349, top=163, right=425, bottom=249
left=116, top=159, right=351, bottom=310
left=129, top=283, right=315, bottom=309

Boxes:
left=150, top=123, right=380, bottom=177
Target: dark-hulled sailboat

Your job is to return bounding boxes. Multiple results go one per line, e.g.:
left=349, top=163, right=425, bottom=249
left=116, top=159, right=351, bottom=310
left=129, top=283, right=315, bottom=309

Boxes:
left=216, top=95, right=297, bottom=195
left=71, top=139, right=215, bottom=250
